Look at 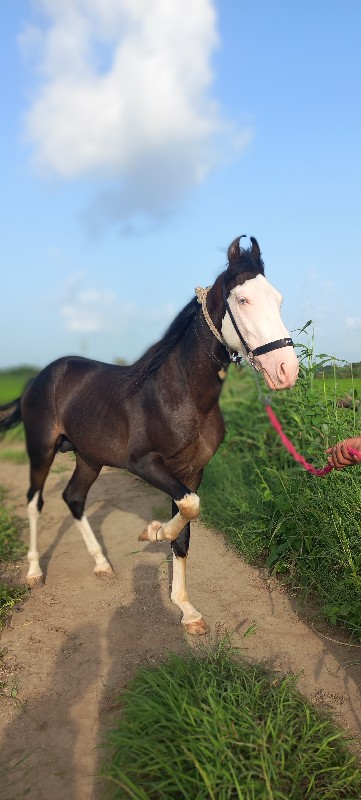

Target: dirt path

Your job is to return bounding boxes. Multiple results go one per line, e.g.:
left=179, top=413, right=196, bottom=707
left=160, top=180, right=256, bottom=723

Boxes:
left=0, top=454, right=360, bottom=799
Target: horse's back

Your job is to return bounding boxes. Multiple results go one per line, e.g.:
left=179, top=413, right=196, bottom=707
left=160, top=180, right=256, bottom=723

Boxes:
left=21, top=356, right=130, bottom=457
left=22, top=356, right=126, bottom=404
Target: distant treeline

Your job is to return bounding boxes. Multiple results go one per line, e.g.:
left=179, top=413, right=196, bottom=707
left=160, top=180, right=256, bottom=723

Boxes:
left=316, top=361, right=361, bottom=378
left=1, top=360, right=361, bottom=382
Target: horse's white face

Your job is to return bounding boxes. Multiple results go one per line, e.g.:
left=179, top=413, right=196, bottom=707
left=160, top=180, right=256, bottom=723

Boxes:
left=221, top=274, right=299, bottom=390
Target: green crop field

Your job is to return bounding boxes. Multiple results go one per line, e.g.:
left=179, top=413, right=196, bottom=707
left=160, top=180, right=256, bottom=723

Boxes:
left=0, top=366, right=38, bottom=404
left=314, top=375, right=361, bottom=400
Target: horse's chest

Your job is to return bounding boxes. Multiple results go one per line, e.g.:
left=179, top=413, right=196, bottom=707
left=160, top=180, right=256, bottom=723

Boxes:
left=194, top=421, right=224, bottom=469
left=166, top=406, right=225, bottom=479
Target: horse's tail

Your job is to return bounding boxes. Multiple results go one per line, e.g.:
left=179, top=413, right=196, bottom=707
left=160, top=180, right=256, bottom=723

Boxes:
left=0, top=397, right=23, bottom=431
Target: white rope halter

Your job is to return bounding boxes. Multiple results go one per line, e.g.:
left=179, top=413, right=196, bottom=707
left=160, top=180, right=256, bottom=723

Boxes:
left=195, top=286, right=224, bottom=345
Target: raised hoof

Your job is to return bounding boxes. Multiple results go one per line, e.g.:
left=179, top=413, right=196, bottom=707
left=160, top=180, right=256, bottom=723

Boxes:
left=183, top=617, right=208, bottom=635
left=138, top=521, right=162, bottom=542
left=27, top=574, right=45, bottom=589
left=94, top=565, right=115, bottom=578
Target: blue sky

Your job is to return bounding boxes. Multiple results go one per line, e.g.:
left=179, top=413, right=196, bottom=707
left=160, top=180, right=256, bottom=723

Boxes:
left=1, top=0, right=360, bottom=369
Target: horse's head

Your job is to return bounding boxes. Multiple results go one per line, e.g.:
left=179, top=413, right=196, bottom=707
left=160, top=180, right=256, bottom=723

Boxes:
left=221, top=236, right=299, bottom=390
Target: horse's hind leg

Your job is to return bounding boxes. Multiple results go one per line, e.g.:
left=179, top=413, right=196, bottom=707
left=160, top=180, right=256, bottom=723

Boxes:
left=171, top=508, right=207, bottom=635
left=62, top=455, right=113, bottom=576
left=26, top=448, right=56, bottom=587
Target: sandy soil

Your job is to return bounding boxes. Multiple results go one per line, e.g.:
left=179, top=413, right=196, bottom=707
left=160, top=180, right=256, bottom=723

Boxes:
left=0, top=454, right=360, bottom=799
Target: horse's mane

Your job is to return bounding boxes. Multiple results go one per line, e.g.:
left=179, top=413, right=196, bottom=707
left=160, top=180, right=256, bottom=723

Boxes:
left=123, top=245, right=264, bottom=398
left=124, top=296, right=198, bottom=396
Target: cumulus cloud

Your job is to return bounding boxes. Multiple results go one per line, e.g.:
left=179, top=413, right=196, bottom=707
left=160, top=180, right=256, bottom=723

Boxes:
left=345, top=316, right=361, bottom=331
left=19, top=0, right=251, bottom=224
left=57, top=273, right=176, bottom=363
left=60, top=284, right=116, bottom=333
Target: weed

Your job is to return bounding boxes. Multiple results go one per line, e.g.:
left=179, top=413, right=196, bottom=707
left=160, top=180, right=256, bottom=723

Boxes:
left=200, top=324, right=361, bottom=638
left=99, top=642, right=361, bottom=799
left=0, top=488, right=28, bottom=626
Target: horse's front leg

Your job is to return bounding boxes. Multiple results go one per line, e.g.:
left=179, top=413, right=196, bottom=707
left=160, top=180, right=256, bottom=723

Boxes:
left=170, top=522, right=207, bottom=635
left=138, top=492, right=200, bottom=543
left=129, top=454, right=207, bottom=633
left=129, top=453, right=199, bottom=544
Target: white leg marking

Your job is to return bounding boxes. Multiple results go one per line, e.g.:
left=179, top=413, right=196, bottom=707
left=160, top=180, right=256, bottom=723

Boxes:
left=75, top=515, right=113, bottom=575
left=139, top=493, right=200, bottom=543
left=27, top=491, right=44, bottom=584
left=171, top=553, right=207, bottom=634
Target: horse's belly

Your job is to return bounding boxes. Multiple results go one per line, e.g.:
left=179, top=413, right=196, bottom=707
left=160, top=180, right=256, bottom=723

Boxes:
left=63, top=420, right=128, bottom=468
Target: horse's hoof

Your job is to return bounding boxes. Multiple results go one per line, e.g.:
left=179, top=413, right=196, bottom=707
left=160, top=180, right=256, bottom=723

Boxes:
left=94, top=565, right=114, bottom=578
left=183, top=617, right=208, bottom=635
left=138, top=521, right=162, bottom=542
left=27, top=575, right=45, bottom=588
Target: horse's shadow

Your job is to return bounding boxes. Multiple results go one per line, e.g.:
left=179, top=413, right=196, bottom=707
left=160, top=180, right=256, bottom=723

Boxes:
left=93, top=547, right=190, bottom=799
left=1, top=541, right=187, bottom=800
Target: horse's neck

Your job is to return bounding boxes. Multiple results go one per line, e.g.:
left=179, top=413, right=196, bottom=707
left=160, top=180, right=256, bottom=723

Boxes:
left=173, top=312, right=230, bottom=407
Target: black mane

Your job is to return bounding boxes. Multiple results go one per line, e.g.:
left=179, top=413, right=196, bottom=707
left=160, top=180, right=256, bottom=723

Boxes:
left=125, top=296, right=198, bottom=395
left=124, top=242, right=264, bottom=396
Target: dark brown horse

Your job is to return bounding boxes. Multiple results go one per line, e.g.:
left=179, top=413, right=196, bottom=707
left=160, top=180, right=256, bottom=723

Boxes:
left=0, top=236, right=298, bottom=633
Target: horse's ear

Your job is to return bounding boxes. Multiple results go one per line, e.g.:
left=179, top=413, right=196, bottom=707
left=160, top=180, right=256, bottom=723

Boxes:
left=227, top=235, right=246, bottom=266
left=250, top=236, right=261, bottom=262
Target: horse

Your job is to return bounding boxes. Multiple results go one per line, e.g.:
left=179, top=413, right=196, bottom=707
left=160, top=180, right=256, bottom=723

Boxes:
left=0, top=235, right=299, bottom=634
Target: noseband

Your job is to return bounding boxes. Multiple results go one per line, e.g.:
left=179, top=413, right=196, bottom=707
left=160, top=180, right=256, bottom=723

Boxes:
left=195, top=283, right=294, bottom=370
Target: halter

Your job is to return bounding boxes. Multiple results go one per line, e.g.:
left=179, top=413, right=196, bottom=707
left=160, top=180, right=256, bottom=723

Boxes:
left=221, top=281, right=294, bottom=368
left=195, top=282, right=294, bottom=369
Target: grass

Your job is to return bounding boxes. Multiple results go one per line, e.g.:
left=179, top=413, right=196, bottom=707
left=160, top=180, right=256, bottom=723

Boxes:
left=0, top=370, right=30, bottom=626
left=0, top=448, right=28, bottom=465
left=200, top=328, right=361, bottom=638
left=99, top=642, right=361, bottom=799
left=0, top=487, right=28, bottom=627
left=0, top=424, right=25, bottom=444
left=0, top=366, right=37, bottom=445
left=0, top=366, right=38, bottom=404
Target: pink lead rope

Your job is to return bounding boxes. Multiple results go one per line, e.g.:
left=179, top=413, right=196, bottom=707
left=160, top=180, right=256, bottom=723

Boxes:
left=265, top=404, right=361, bottom=476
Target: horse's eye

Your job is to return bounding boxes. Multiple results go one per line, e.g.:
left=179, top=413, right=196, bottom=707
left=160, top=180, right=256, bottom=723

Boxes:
left=237, top=297, right=247, bottom=306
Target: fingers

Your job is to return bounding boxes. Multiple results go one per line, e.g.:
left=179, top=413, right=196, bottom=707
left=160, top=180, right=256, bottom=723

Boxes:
left=326, top=440, right=359, bottom=470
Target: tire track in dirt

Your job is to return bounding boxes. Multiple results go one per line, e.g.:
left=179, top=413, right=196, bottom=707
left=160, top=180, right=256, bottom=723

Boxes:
left=0, top=455, right=360, bottom=799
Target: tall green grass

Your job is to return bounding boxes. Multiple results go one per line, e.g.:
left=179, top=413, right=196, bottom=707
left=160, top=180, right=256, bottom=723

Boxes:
left=99, top=643, right=361, bottom=799
left=0, top=488, right=28, bottom=626
left=200, top=326, right=361, bottom=637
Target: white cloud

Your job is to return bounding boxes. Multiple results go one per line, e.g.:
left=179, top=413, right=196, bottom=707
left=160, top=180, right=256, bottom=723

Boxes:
left=57, top=274, right=176, bottom=349
left=20, top=0, right=251, bottom=222
left=60, top=285, right=116, bottom=333
left=345, top=316, right=361, bottom=331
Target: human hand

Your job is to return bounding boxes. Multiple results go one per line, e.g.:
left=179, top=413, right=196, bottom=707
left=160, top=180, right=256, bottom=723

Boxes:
left=326, top=437, right=361, bottom=470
